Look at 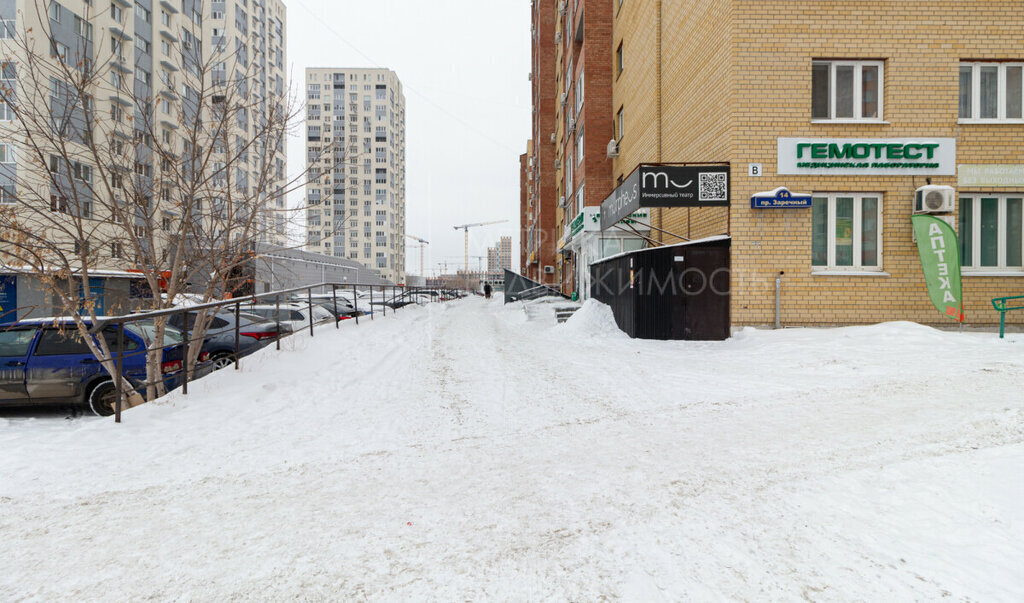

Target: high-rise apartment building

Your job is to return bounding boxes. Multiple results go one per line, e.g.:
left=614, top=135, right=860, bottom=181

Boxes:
left=0, top=0, right=289, bottom=266
left=487, top=235, right=511, bottom=273
left=552, top=0, right=615, bottom=294
left=303, top=67, right=407, bottom=284
left=523, top=0, right=557, bottom=284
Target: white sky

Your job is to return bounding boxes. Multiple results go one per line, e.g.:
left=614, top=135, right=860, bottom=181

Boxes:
left=285, top=0, right=531, bottom=277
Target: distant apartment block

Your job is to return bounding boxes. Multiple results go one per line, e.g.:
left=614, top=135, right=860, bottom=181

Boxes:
left=303, top=67, right=407, bottom=284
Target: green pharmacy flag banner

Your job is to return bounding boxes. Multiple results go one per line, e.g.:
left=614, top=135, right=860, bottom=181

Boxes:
left=911, top=215, right=965, bottom=322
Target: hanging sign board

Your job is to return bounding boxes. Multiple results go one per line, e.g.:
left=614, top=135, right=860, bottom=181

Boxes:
left=778, top=138, right=956, bottom=176
left=600, top=164, right=730, bottom=230
left=751, top=187, right=812, bottom=209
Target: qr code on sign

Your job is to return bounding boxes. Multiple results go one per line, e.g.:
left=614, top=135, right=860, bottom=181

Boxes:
left=698, top=172, right=728, bottom=202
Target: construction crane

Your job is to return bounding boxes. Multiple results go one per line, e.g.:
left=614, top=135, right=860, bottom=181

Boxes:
left=453, top=220, right=508, bottom=277
left=405, top=234, right=429, bottom=276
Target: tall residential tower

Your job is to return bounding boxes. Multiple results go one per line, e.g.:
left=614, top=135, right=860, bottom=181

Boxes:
left=303, top=67, right=407, bottom=284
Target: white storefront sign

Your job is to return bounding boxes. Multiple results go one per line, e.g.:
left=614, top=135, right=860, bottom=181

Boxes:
left=777, top=137, right=956, bottom=176
left=958, top=164, right=1024, bottom=187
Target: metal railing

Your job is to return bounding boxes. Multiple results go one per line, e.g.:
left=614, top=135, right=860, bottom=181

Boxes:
left=94, top=282, right=460, bottom=422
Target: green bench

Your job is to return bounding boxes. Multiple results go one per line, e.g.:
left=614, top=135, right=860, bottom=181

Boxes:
left=992, top=295, right=1024, bottom=338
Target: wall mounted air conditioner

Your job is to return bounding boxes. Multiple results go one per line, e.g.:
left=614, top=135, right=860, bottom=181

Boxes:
left=528, top=72, right=533, bottom=81
left=567, top=117, right=576, bottom=133
left=555, top=31, right=562, bottom=44
left=549, top=132, right=556, bottom=144
left=914, top=185, right=955, bottom=214
left=543, top=265, right=555, bottom=274
left=558, top=195, right=565, bottom=207
left=558, top=1, right=567, bottom=16
left=606, top=139, right=619, bottom=158
left=560, top=92, right=567, bottom=106
left=554, top=159, right=561, bottom=169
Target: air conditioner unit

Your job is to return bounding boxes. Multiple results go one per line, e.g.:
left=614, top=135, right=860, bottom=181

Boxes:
left=543, top=265, right=555, bottom=274
left=558, top=195, right=565, bottom=207
left=567, top=117, right=576, bottom=133
left=606, top=138, right=619, bottom=158
left=555, top=31, right=562, bottom=44
left=554, top=159, right=561, bottom=169
left=558, top=1, right=567, bottom=16
left=528, top=72, right=533, bottom=81
left=914, top=185, right=955, bottom=214
left=560, top=92, right=567, bottom=106
left=549, top=132, right=556, bottom=144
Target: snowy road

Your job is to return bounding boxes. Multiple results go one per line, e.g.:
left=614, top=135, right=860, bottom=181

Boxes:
left=2, top=297, right=1024, bottom=599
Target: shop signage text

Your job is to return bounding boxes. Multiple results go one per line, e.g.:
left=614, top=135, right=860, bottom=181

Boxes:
left=600, top=164, right=730, bottom=230
left=778, top=138, right=956, bottom=176
left=750, top=187, right=812, bottom=209
left=958, top=164, right=1024, bottom=188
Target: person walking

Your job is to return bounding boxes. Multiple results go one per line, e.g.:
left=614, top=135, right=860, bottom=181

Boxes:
left=483, top=282, right=493, bottom=299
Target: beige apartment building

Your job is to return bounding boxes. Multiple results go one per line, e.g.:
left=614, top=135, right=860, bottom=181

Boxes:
left=303, top=67, right=407, bottom=284
left=603, top=0, right=1024, bottom=327
left=0, top=0, right=289, bottom=263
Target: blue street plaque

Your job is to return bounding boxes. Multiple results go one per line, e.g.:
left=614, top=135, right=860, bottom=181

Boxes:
left=751, top=187, right=813, bottom=209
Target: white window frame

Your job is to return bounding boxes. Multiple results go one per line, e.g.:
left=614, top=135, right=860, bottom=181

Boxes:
left=811, top=193, right=884, bottom=271
left=959, top=194, right=1024, bottom=272
left=958, top=62, right=1024, bottom=123
left=0, top=142, right=14, bottom=163
left=812, top=60, right=885, bottom=122
left=576, top=126, right=584, bottom=165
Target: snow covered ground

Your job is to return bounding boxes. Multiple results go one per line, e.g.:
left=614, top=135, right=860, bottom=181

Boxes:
left=2, top=297, right=1023, bottom=599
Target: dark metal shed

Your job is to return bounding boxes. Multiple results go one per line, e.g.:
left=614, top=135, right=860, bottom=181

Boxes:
left=589, top=236, right=731, bottom=340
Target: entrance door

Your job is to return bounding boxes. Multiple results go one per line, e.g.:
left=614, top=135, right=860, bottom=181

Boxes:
left=0, top=327, right=39, bottom=403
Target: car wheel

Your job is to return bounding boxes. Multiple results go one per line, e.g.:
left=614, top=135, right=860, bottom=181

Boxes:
left=87, top=380, right=118, bottom=417
left=211, top=352, right=234, bottom=370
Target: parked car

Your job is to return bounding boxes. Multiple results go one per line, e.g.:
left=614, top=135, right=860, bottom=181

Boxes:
left=0, top=318, right=210, bottom=416
left=287, top=293, right=358, bottom=316
left=245, top=303, right=335, bottom=332
left=168, top=310, right=291, bottom=370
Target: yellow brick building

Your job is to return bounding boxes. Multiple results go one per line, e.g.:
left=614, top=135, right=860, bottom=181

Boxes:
left=607, top=0, right=1024, bottom=327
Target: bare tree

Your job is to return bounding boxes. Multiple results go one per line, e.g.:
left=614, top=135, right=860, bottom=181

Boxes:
left=0, top=1, right=340, bottom=408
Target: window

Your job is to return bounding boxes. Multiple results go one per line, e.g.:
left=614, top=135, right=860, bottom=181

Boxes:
left=50, top=194, right=70, bottom=214
left=616, top=42, right=623, bottom=77
left=135, top=2, right=151, bottom=23
left=811, top=193, right=882, bottom=270
left=35, top=329, right=92, bottom=356
left=616, top=106, right=624, bottom=140
left=575, top=70, right=584, bottom=114
left=959, top=62, right=1024, bottom=122
left=0, top=102, right=13, bottom=121
left=811, top=60, right=884, bottom=121
left=75, top=15, right=92, bottom=41
left=959, top=195, right=1024, bottom=271
left=576, top=127, right=584, bottom=165
left=110, top=3, right=123, bottom=22
left=50, top=40, right=69, bottom=62
left=0, top=142, right=14, bottom=163
left=0, top=185, right=15, bottom=204
left=111, top=241, right=123, bottom=259
left=0, top=19, right=15, bottom=39
left=74, top=162, right=91, bottom=182
left=49, top=2, right=62, bottom=22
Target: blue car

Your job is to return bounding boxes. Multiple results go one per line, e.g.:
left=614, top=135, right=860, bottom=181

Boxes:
left=0, top=319, right=209, bottom=416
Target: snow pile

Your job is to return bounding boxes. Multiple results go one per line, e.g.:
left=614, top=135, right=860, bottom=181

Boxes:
left=556, top=299, right=626, bottom=338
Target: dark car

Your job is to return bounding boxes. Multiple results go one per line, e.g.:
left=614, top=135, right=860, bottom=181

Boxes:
left=168, top=310, right=290, bottom=370
left=0, top=319, right=208, bottom=416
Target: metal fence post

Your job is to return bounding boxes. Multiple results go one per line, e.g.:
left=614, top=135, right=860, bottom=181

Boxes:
left=181, top=310, right=189, bottom=395
left=332, top=285, right=339, bottom=328
left=382, top=286, right=386, bottom=317
left=370, top=286, right=374, bottom=320
left=115, top=324, right=124, bottom=423
left=307, top=287, right=314, bottom=336
left=353, top=284, right=359, bottom=325
left=275, top=294, right=281, bottom=350
left=234, top=302, right=241, bottom=370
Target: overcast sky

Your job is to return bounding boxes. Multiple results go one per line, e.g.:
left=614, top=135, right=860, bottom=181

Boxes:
left=285, top=0, right=531, bottom=277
